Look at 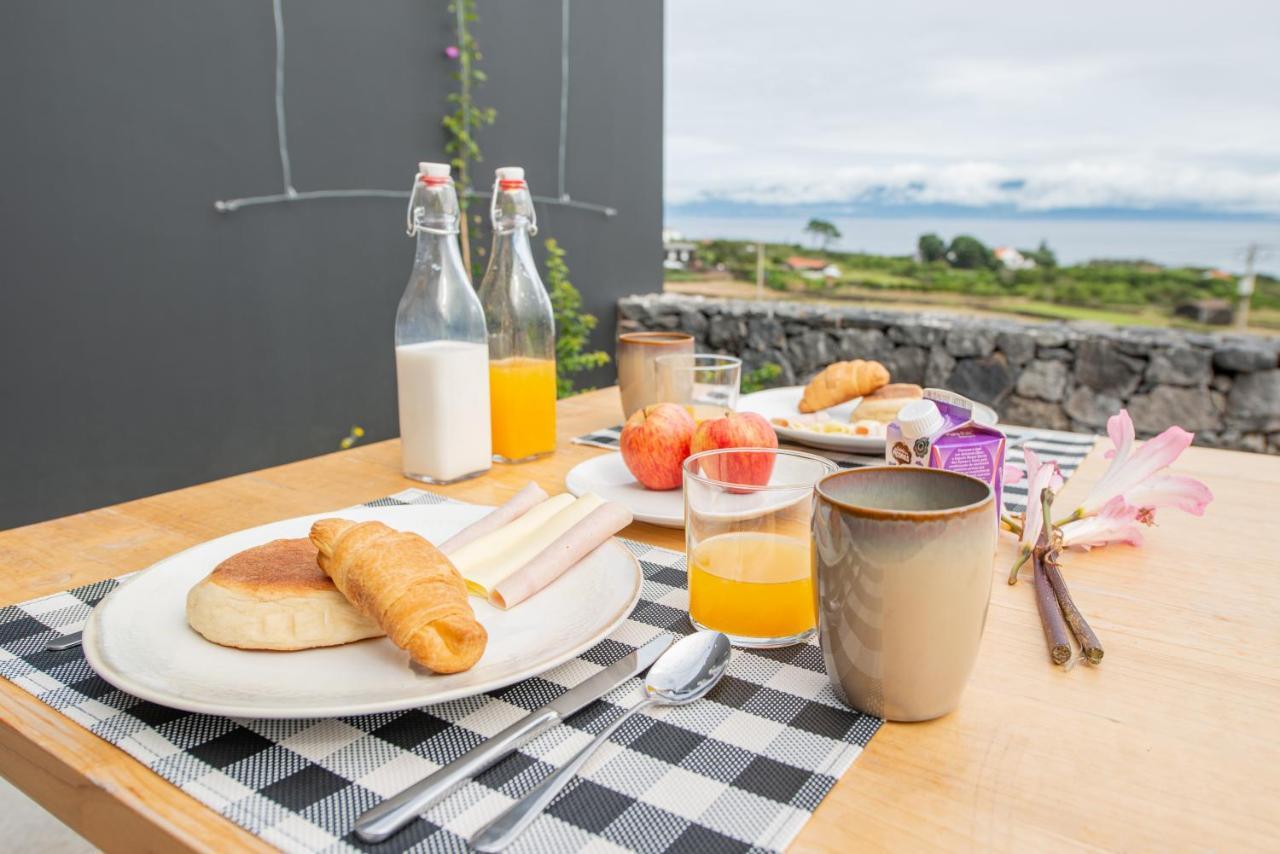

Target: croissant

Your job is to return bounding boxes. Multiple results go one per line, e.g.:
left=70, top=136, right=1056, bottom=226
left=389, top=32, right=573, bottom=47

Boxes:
left=798, top=360, right=891, bottom=412
left=310, top=518, right=487, bottom=673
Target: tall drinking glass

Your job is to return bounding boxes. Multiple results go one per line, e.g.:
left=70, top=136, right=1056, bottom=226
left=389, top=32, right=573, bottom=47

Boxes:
left=683, top=448, right=837, bottom=648
left=655, top=354, right=742, bottom=421
left=616, top=331, right=695, bottom=419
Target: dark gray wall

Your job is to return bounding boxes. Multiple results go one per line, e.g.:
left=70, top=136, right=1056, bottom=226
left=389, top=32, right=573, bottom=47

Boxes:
left=0, top=0, right=663, bottom=529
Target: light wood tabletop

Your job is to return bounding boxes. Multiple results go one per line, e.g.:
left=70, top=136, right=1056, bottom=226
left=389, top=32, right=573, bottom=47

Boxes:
left=1, top=386, right=1277, bottom=852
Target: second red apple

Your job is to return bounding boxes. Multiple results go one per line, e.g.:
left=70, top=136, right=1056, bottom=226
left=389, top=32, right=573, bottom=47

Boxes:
left=690, top=411, right=779, bottom=486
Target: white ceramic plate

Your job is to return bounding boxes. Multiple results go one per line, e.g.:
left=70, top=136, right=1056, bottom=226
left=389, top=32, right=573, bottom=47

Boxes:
left=83, top=504, right=641, bottom=718
left=565, top=453, right=685, bottom=528
left=739, top=386, right=999, bottom=453
left=565, top=451, right=823, bottom=529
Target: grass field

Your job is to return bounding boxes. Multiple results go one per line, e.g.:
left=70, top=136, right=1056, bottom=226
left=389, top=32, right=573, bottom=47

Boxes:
left=664, top=275, right=1280, bottom=335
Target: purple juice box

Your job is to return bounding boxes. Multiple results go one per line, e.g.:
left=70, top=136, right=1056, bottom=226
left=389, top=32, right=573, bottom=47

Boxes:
left=885, top=388, right=1005, bottom=519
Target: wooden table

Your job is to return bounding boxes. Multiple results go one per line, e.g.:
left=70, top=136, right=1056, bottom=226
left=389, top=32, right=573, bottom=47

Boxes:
left=1, top=386, right=1277, bottom=851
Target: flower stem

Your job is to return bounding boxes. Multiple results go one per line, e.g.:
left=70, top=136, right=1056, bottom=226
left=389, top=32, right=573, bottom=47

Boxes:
left=1001, top=513, right=1023, bottom=537
left=1007, top=548, right=1031, bottom=585
left=1053, top=507, right=1084, bottom=527
left=1043, top=554, right=1104, bottom=664
left=1033, top=488, right=1071, bottom=665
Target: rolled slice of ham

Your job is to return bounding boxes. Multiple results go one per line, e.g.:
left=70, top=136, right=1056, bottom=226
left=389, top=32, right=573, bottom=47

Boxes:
left=438, top=482, right=549, bottom=554
left=490, top=501, right=634, bottom=609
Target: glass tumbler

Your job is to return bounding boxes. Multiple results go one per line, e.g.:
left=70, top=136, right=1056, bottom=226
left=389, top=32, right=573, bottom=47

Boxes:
left=683, top=448, right=837, bottom=647
left=655, top=354, right=742, bottom=421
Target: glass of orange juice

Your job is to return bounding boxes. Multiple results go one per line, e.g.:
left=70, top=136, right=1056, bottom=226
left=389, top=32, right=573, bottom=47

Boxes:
left=683, top=448, right=837, bottom=647
left=654, top=354, right=741, bottom=421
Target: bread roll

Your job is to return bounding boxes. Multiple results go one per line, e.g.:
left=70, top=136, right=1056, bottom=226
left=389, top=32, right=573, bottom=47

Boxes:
left=186, top=538, right=383, bottom=651
left=851, top=383, right=924, bottom=423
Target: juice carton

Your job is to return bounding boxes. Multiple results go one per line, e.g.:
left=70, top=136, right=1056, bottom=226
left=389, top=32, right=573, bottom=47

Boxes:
left=885, top=389, right=1005, bottom=517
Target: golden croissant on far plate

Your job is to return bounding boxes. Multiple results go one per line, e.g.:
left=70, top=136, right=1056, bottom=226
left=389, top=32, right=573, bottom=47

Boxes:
left=310, top=518, right=487, bottom=673
left=798, top=359, right=890, bottom=412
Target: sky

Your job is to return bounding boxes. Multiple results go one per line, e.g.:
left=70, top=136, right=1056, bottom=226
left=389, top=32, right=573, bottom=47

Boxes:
left=664, top=0, right=1280, bottom=216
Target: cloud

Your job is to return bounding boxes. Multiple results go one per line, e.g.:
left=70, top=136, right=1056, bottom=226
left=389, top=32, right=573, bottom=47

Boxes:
left=666, top=0, right=1280, bottom=215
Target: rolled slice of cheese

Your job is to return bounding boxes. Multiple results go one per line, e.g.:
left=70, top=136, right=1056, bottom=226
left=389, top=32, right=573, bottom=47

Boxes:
left=447, top=493, right=575, bottom=581
left=491, top=500, right=633, bottom=609
left=454, top=493, right=605, bottom=598
left=438, top=481, right=549, bottom=554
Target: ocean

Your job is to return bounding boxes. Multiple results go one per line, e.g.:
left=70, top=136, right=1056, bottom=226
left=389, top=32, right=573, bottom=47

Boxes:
left=663, top=214, right=1280, bottom=276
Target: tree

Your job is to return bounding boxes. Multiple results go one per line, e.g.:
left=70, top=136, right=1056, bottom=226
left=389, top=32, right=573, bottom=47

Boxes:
left=1023, top=239, right=1058, bottom=269
left=947, top=234, right=995, bottom=270
left=545, top=239, right=610, bottom=397
left=804, top=218, right=842, bottom=250
left=918, top=232, right=947, bottom=263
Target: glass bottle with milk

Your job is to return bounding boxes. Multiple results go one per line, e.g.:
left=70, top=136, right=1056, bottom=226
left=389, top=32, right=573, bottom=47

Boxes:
left=394, top=162, right=492, bottom=483
left=477, top=167, right=557, bottom=462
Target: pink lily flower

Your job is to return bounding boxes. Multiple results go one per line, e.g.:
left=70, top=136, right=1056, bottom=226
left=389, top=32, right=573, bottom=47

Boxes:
left=1076, top=410, right=1210, bottom=521
left=1019, top=447, right=1063, bottom=551
left=1058, top=495, right=1144, bottom=550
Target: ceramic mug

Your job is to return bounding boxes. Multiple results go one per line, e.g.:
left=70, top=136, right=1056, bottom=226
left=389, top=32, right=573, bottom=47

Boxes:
left=813, top=466, right=996, bottom=722
left=616, top=331, right=695, bottom=419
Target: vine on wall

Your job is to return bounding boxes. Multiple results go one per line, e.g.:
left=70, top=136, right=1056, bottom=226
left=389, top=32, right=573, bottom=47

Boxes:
left=443, top=2, right=608, bottom=397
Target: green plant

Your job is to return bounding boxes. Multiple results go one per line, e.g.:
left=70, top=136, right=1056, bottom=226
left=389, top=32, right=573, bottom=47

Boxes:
left=444, top=0, right=496, bottom=275
left=545, top=239, right=609, bottom=397
left=741, top=362, right=783, bottom=394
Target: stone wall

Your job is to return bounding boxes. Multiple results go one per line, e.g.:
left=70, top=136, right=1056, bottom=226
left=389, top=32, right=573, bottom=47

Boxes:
left=618, top=294, right=1280, bottom=453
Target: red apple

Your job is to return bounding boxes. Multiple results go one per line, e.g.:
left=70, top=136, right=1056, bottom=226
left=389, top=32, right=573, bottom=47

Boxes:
left=619, top=403, right=696, bottom=490
left=690, top=411, right=779, bottom=486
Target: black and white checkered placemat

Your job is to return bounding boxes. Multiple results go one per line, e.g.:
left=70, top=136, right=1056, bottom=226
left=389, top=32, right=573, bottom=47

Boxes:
left=574, top=424, right=1097, bottom=515
left=0, top=488, right=881, bottom=853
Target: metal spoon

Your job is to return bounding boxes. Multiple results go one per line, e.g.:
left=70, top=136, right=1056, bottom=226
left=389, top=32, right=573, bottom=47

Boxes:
left=471, top=631, right=732, bottom=852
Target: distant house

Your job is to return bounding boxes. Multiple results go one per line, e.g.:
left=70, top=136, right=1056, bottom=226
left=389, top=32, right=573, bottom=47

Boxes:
left=662, top=229, right=698, bottom=270
left=993, top=246, right=1036, bottom=271
left=785, top=256, right=827, bottom=272
left=1202, top=269, right=1234, bottom=282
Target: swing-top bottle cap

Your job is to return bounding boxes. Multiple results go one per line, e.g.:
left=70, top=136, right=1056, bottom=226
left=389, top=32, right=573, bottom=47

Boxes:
left=418, top=162, right=451, bottom=178
left=495, top=166, right=525, bottom=182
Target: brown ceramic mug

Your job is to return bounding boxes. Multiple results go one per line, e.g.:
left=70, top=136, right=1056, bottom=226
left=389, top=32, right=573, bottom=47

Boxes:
left=616, top=331, right=695, bottom=419
left=813, top=467, right=996, bottom=722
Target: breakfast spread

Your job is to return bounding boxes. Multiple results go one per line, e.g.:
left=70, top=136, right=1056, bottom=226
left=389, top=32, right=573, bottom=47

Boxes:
left=182, top=481, right=631, bottom=673
left=185, top=538, right=383, bottom=651
left=311, top=519, right=488, bottom=674
left=798, top=359, right=890, bottom=412
left=885, top=388, right=1007, bottom=519
left=770, top=412, right=888, bottom=438
left=850, top=383, right=924, bottom=423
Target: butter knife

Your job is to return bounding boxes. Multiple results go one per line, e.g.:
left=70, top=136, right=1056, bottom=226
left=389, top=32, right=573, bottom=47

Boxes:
left=354, top=634, right=673, bottom=843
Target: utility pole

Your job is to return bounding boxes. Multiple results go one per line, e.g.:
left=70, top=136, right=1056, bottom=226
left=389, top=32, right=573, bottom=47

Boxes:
left=1236, top=243, right=1258, bottom=331
left=755, top=241, right=765, bottom=303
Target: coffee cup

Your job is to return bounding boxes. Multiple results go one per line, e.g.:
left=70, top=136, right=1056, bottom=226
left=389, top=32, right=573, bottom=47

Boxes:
left=813, top=466, right=996, bottom=721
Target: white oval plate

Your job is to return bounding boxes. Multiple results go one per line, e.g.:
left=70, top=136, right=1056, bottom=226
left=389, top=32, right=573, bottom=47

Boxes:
left=565, top=453, right=685, bottom=528
left=739, top=386, right=998, bottom=453
left=83, top=504, right=641, bottom=718
left=566, top=451, right=823, bottom=529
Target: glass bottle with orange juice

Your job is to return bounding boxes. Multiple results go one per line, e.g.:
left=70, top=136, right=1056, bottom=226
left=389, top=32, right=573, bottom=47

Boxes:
left=477, top=167, right=557, bottom=462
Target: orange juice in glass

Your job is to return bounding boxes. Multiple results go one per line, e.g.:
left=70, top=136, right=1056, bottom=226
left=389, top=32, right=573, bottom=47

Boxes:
left=489, top=356, right=557, bottom=461
left=683, top=448, right=837, bottom=647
